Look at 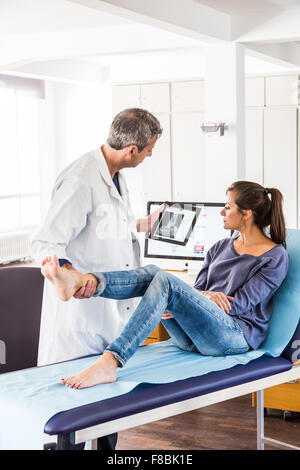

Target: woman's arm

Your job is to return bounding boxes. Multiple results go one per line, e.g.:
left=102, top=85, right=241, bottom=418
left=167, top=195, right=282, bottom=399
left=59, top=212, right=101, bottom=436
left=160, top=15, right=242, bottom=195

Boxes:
left=193, top=245, right=215, bottom=290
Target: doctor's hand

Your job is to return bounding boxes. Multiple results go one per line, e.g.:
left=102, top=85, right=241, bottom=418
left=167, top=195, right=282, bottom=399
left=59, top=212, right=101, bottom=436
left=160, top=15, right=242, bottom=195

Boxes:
left=137, top=204, right=165, bottom=232
left=73, top=279, right=97, bottom=299
left=201, top=291, right=234, bottom=313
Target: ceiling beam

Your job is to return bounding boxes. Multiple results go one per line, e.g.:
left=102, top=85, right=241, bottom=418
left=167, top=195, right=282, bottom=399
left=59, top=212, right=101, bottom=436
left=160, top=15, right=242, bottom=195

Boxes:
left=3, top=59, right=110, bottom=84
left=245, top=42, right=300, bottom=69
left=68, top=0, right=231, bottom=43
left=232, top=7, right=300, bottom=44
left=0, top=24, right=200, bottom=71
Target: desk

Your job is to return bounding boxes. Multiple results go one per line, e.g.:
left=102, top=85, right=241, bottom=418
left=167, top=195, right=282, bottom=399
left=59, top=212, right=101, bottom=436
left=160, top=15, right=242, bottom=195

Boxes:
left=252, top=372, right=300, bottom=415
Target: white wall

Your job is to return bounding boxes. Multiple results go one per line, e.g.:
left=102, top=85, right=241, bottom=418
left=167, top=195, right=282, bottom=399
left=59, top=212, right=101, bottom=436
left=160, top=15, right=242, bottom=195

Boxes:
left=47, top=79, right=112, bottom=174
left=27, top=73, right=112, bottom=223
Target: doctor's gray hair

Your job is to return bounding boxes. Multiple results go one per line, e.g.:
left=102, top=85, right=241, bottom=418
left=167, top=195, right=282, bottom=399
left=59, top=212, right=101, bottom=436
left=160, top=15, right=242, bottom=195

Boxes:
left=107, top=108, right=163, bottom=152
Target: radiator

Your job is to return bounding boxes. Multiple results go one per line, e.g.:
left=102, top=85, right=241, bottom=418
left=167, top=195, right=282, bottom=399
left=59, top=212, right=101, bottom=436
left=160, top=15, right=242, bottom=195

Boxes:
left=0, top=230, right=32, bottom=265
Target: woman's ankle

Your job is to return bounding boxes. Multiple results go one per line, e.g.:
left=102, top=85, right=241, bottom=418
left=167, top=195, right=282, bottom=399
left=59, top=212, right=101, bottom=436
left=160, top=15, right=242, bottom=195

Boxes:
left=102, top=351, right=121, bottom=368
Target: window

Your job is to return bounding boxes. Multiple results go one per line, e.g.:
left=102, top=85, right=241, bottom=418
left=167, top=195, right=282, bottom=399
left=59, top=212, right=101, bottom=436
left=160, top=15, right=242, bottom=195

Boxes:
left=0, top=75, right=45, bottom=233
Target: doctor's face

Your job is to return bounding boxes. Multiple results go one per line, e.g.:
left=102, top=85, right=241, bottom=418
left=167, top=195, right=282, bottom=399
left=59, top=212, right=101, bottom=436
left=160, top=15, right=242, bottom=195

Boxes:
left=129, top=135, right=158, bottom=167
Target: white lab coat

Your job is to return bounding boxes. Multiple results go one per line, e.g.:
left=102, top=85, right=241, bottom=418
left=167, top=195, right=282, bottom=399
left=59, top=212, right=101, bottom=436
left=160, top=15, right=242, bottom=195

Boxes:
left=32, top=148, right=141, bottom=366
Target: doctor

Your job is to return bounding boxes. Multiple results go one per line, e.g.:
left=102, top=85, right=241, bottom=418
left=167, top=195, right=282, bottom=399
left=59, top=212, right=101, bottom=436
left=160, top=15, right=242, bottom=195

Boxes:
left=32, top=106, right=162, bottom=431
left=32, top=108, right=162, bottom=449
left=32, top=107, right=162, bottom=367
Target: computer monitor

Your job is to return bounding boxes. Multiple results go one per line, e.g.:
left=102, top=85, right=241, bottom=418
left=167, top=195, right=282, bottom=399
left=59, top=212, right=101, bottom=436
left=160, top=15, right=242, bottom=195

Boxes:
left=144, top=201, right=232, bottom=272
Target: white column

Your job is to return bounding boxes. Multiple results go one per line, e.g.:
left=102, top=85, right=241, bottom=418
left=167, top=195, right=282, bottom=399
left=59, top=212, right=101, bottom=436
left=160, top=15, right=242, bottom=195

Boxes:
left=203, top=43, right=245, bottom=202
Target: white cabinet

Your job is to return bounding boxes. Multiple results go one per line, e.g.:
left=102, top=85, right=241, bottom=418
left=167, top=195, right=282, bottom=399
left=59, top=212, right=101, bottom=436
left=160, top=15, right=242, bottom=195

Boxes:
left=112, top=80, right=205, bottom=205
left=245, top=109, right=263, bottom=184
left=263, top=108, right=297, bottom=228
left=113, top=75, right=300, bottom=229
left=266, top=75, right=299, bottom=106
left=245, top=74, right=300, bottom=228
left=140, top=113, right=171, bottom=201
left=245, top=77, right=265, bottom=107
left=124, top=113, right=171, bottom=230
left=171, top=81, right=204, bottom=112
left=141, top=83, right=170, bottom=113
left=171, top=80, right=205, bottom=202
left=111, top=85, right=172, bottom=215
left=171, top=113, right=205, bottom=201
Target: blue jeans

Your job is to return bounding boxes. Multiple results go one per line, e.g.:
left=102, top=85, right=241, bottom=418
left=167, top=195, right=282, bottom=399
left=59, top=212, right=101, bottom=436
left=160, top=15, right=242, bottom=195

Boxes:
left=93, top=265, right=250, bottom=366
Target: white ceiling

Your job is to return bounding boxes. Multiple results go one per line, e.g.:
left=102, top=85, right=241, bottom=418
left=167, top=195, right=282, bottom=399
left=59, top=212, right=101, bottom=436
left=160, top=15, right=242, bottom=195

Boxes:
left=193, top=0, right=300, bottom=14
left=2, top=0, right=300, bottom=78
left=0, top=0, right=203, bottom=69
left=0, top=0, right=132, bottom=36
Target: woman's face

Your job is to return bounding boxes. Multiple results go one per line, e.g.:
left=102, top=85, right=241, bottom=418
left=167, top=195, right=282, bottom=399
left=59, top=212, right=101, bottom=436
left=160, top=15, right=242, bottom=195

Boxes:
left=220, top=191, right=245, bottom=231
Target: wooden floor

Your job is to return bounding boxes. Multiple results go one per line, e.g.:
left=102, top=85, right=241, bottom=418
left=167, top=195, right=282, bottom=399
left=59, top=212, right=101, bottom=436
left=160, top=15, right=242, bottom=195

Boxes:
left=116, top=394, right=300, bottom=450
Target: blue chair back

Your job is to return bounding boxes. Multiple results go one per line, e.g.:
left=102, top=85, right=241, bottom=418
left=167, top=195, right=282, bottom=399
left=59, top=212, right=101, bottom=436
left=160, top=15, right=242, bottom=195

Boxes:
left=274, top=229, right=300, bottom=362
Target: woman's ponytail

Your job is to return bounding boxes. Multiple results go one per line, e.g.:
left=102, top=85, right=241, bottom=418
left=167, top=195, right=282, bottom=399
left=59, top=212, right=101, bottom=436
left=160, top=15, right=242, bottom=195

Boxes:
left=268, top=188, right=286, bottom=248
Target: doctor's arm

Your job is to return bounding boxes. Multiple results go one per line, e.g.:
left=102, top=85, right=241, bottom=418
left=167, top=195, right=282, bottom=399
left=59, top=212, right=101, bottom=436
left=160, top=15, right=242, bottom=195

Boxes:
left=31, top=177, right=92, bottom=264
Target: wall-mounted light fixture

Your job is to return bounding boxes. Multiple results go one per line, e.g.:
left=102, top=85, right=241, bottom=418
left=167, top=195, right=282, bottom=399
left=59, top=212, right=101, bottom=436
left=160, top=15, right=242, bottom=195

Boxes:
left=200, top=122, right=226, bottom=136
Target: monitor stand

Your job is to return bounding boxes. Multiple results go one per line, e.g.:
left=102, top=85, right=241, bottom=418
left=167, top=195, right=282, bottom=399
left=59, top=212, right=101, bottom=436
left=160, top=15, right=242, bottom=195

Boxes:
left=186, top=260, right=202, bottom=283
left=142, top=257, right=187, bottom=271
left=186, top=259, right=203, bottom=274
left=141, top=258, right=202, bottom=285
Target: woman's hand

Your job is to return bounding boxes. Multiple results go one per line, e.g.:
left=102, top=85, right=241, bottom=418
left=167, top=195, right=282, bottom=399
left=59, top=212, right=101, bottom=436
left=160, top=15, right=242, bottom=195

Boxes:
left=162, top=310, right=174, bottom=320
left=202, top=291, right=234, bottom=313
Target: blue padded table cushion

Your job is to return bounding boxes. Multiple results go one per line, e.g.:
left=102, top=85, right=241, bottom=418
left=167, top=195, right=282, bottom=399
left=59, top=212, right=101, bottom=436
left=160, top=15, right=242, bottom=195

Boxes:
left=44, top=355, right=292, bottom=436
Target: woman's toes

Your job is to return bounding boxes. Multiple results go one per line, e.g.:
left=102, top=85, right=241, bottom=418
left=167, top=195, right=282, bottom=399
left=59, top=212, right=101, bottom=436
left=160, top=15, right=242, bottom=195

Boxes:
left=51, top=254, right=59, bottom=268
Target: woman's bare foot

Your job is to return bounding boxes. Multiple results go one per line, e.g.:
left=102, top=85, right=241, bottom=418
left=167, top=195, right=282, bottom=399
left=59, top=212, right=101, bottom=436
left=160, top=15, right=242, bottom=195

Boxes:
left=41, top=255, right=97, bottom=301
left=60, top=352, right=119, bottom=389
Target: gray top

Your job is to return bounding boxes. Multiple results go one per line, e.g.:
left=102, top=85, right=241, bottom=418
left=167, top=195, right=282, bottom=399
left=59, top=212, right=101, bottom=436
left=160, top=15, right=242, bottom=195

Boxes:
left=194, top=235, right=289, bottom=349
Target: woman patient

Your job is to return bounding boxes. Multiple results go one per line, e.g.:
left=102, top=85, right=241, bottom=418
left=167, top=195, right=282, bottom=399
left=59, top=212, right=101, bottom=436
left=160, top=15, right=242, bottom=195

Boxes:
left=41, top=181, right=289, bottom=389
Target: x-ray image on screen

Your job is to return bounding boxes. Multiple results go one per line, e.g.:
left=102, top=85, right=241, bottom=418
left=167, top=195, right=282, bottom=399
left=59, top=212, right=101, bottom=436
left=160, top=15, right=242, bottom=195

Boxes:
left=149, top=202, right=201, bottom=247
left=157, top=211, right=184, bottom=239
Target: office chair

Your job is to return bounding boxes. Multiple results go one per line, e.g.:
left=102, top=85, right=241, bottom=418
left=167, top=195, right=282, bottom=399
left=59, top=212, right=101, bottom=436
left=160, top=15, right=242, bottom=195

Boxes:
left=0, top=266, right=44, bottom=373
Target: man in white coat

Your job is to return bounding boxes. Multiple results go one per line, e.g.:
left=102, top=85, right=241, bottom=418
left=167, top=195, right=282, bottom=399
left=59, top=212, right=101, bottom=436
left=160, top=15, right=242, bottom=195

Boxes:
left=31, top=108, right=163, bottom=450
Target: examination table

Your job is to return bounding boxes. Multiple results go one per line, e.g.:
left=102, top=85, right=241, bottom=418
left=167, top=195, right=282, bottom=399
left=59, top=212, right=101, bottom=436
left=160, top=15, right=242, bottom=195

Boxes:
left=1, top=229, right=300, bottom=451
